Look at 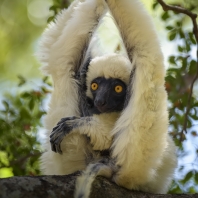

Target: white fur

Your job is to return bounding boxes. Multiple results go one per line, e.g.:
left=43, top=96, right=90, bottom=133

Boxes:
left=37, top=0, right=177, bottom=195
left=105, top=0, right=177, bottom=193
left=38, top=0, right=108, bottom=175
left=75, top=162, right=113, bottom=198
left=86, top=53, right=132, bottom=98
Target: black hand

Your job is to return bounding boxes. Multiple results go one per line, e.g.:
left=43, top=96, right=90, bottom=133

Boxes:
left=50, top=117, right=78, bottom=154
left=56, top=116, right=78, bottom=125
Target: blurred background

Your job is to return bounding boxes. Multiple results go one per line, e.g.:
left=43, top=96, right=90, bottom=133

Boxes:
left=0, top=0, right=198, bottom=193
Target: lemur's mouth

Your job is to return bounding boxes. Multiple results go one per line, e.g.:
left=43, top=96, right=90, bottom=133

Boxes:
left=97, top=106, right=114, bottom=113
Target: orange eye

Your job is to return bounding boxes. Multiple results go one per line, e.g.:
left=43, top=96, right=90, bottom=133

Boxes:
left=115, top=85, right=123, bottom=93
left=91, top=83, right=98, bottom=91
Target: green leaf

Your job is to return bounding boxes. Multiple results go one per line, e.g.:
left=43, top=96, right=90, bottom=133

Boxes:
left=169, top=185, right=182, bottom=194
left=20, top=108, right=31, bottom=119
left=166, top=26, right=174, bottom=30
left=178, top=45, right=183, bottom=52
left=42, top=76, right=48, bottom=83
left=168, top=68, right=179, bottom=73
left=174, top=138, right=182, bottom=147
left=47, top=16, right=55, bottom=23
left=195, top=172, right=198, bottom=183
left=176, top=21, right=181, bottom=27
left=152, top=2, right=158, bottom=10
left=179, top=30, right=185, bottom=39
left=21, top=92, right=31, bottom=98
left=185, top=41, right=191, bottom=52
left=182, top=171, right=193, bottom=184
left=41, top=87, right=50, bottom=94
left=189, top=60, right=197, bottom=75
left=49, top=5, right=57, bottom=11
left=169, top=56, right=176, bottom=64
left=189, top=186, right=197, bottom=193
left=17, top=75, right=26, bottom=87
left=29, top=98, right=34, bottom=111
left=2, top=101, right=9, bottom=110
left=169, top=32, right=177, bottom=41
left=46, top=82, right=52, bottom=87
left=165, top=75, right=176, bottom=83
left=189, top=32, right=196, bottom=44
left=161, top=12, right=170, bottom=21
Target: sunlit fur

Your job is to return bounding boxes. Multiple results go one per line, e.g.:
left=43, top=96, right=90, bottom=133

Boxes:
left=104, top=0, right=177, bottom=193
left=37, top=0, right=177, bottom=196
left=37, top=0, right=130, bottom=175
left=86, top=54, right=132, bottom=98
left=38, top=0, right=109, bottom=175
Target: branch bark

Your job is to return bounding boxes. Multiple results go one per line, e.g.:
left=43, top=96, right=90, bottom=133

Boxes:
left=0, top=174, right=198, bottom=198
left=157, top=0, right=198, bottom=136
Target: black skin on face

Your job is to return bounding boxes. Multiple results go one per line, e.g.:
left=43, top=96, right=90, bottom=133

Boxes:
left=86, top=77, right=127, bottom=115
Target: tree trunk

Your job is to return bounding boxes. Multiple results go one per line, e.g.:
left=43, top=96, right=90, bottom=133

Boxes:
left=0, top=172, right=197, bottom=198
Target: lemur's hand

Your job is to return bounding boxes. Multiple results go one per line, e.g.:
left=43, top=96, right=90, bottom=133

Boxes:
left=50, top=116, right=78, bottom=154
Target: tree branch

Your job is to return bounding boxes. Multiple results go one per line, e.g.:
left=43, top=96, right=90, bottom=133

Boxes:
left=1, top=174, right=198, bottom=198
left=157, top=0, right=198, bottom=137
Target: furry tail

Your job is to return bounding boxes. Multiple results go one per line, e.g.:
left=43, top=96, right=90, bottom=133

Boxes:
left=74, top=158, right=114, bottom=198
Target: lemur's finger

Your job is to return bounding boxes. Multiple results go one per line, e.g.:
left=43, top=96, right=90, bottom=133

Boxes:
left=57, top=117, right=68, bottom=125
left=50, top=141, right=57, bottom=153
left=56, top=142, right=63, bottom=154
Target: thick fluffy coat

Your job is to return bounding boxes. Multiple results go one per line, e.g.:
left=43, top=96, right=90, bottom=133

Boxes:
left=37, top=0, right=177, bottom=195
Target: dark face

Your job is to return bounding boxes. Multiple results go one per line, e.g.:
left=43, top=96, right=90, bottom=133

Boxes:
left=87, top=77, right=127, bottom=114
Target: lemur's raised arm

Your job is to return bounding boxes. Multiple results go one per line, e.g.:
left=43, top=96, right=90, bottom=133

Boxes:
left=38, top=0, right=111, bottom=175
left=104, top=0, right=174, bottom=190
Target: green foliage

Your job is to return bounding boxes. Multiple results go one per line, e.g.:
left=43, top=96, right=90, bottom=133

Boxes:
left=153, top=0, right=198, bottom=193
left=0, top=76, right=51, bottom=177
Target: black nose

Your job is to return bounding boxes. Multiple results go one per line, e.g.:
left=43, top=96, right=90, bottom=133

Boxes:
left=94, top=99, right=106, bottom=108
